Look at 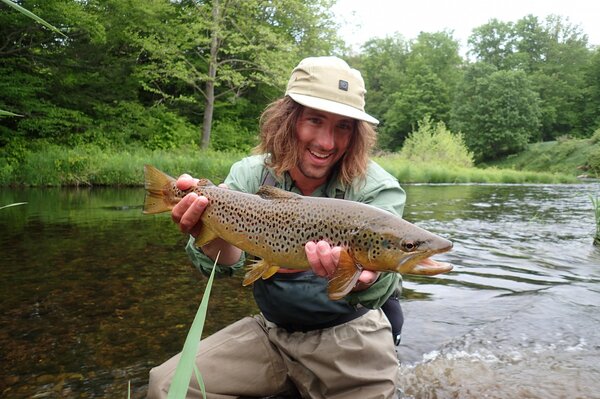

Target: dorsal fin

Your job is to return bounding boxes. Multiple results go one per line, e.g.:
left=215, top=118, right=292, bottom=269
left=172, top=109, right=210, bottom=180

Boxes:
left=197, top=178, right=216, bottom=187
left=256, top=185, right=301, bottom=200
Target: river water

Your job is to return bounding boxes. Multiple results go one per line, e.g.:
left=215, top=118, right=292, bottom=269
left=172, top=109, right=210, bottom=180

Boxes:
left=1, top=183, right=599, bottom=398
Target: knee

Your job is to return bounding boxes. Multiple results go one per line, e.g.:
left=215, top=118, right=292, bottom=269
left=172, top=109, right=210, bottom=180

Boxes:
left=147, top=366, right=171, bottom=399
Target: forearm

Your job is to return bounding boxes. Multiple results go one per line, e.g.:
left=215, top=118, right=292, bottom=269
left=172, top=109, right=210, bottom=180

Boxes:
left=200, top=237, right=243, bottom=265
left=186, top=236, right=245, bottom=278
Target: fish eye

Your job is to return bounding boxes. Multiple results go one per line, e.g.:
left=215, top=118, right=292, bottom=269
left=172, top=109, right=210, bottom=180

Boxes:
left=402, top=241, right=418, bottom=252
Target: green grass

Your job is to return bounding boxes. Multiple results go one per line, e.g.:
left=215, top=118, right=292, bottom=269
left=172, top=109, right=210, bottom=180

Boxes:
left=0, top=143, right=581, bottom=186
left=374, top=154, right=577, bottom=184
left=1, top=144, right=245, bottom=186
left=488, top=135, right=600, bottom=178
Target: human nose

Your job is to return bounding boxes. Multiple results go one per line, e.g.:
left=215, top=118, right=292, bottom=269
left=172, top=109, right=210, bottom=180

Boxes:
left=315, top=123, right=335, bottom=150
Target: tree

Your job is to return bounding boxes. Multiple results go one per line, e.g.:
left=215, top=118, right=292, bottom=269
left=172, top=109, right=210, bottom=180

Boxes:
left=451, top=63, right=541, bottom=161
left=515, top=15, right=590, bottom=139
left=354, top=34, right=410, bottom=122
left=0, top=0, right=99, bottom=144
left=135, top=0, right=340, bottom=149
left=361, top=31, right=462, bottom=151
left=582, top=47, right=600, bottom=132
left=468, top=14, right=592, bottom=140
left=468, top=18, right=518, bottom=69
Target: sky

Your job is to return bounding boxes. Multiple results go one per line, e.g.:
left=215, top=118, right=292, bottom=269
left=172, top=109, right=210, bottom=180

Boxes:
left=331, top=0, right=600, bottom=54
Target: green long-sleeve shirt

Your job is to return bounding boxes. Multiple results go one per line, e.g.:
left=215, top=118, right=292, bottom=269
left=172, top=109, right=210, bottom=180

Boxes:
left=186, top=154, right=406, bottom=313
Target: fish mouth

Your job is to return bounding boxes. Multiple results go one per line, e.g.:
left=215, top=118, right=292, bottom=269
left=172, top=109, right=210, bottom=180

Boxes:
left=396, top=243, right=453, bottom=276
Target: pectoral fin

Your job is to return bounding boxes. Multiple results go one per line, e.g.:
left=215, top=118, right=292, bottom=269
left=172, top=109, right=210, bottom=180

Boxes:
left=242, top=259, right=279, bottom=286
left=327, top=249, right=362, bottom=301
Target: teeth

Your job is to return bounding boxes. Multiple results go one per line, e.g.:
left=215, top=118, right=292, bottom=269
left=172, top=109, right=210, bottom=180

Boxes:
left=309, top=150, right=330, bottom=159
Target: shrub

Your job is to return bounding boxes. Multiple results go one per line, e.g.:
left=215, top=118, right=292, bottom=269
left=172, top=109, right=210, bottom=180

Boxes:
left=399, top=116, right=474, bottom=168
left=587, top=147, right=600, bottom=177
left=591, top=128, right=600, bottom=145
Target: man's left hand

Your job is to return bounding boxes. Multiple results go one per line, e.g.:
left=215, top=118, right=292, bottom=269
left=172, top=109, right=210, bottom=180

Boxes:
left=304, top=240, right=380, bottom=291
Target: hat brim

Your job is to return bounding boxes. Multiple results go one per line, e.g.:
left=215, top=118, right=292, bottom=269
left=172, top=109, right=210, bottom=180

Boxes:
left=288, top=93, right=379, bottom=125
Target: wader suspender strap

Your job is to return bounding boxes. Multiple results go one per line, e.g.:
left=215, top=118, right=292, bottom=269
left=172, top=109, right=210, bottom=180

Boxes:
left=260, top=171, right=345, bottom=199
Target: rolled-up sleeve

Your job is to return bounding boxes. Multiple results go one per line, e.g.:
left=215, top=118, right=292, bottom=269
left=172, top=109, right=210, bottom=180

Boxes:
left=185, top=235, right=245, bottom=278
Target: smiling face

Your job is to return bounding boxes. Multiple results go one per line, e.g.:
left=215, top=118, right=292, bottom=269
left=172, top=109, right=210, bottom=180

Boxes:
left=290, top=106, right=355, bottom=194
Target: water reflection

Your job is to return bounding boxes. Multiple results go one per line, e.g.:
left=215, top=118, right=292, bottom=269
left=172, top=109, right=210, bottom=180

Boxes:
left=1, top=183, right=599, bottom=398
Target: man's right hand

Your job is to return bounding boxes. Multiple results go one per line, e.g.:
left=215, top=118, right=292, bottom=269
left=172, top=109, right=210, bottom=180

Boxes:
left=171, top=174, right=243, bottom=265
left=171, top=174, right=207, bottom=238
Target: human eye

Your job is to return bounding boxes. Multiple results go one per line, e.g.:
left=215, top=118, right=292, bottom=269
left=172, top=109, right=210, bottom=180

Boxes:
left=337, top=121, right=353, bottom=131
left=307, top=116, right=322, bottom=125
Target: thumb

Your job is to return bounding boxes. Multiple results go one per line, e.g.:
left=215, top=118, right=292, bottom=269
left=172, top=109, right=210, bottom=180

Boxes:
left=176, top=174, right=199, bottom=190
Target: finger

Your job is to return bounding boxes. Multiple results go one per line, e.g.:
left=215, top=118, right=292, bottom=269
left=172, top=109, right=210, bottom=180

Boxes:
left=178, top=195, right=209, bottom=236
left=316, top=241, right=336, bottom=276
left=357, top=270, right=380, bottom=285
left=305, top=241, right=326, bottom=277
left=171, top=192, right=198, bottom=224
left=218, top=183, right=229, bottom=189
left=176, top=174, right=199, bottom=191
left=331, top=246, right=341, bottom=266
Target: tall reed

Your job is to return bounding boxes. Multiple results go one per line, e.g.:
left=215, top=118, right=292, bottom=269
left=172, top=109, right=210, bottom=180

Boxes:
left=592, top=196, right=600, bottom=246
left=0, top=202, right=27, bottom=210
left=165, top=254, right=218, bottom=399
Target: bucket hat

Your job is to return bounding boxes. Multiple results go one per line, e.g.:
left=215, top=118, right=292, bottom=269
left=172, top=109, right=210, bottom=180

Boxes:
left=285, top=56, right=379, bottom=125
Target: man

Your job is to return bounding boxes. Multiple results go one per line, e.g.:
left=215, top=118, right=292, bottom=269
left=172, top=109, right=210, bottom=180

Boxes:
left=147, top=56, right=405, bottom=399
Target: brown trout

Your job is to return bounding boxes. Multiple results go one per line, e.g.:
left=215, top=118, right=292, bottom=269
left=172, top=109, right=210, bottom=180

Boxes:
left=143, top=165, right=453, bottom=300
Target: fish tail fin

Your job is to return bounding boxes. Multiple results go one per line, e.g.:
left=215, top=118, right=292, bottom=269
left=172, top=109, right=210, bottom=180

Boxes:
left=143, top=165, right=177, bottom=214
left=242, top=259, right=277, bottom=286
left=327, top=249, right=362, bottom=301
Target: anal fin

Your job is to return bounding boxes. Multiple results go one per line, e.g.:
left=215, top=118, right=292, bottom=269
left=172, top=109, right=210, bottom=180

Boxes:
left=261, top=264, right=280, bottom=280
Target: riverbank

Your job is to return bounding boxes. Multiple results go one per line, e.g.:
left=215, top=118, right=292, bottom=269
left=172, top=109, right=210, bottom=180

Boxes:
left=488, top=132, right=600, bottom=179
left=0, top=143, right=579, bottom=186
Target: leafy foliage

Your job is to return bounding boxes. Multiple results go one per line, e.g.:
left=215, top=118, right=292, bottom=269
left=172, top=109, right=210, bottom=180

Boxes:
left=468, top=14, right=591, bottom=140
left=1, top=1, right=600, bottom=166
left=357, top=32, right=462, bottom=150
left=451, top=63, right=541, bottom=161
left=400, top=116, right=473, bottom=167
left=0, top=0, right=340, bottom=152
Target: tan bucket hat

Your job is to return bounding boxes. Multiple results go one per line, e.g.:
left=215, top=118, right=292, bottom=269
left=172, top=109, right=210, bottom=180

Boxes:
left=285, top=56, right=379, bottom=125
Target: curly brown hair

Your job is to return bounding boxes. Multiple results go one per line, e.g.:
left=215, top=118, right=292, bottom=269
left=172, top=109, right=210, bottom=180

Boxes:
left=253, top=96, right=376, bottom=188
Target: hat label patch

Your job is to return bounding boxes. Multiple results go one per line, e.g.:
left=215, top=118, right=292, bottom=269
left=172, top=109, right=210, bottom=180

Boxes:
left=338, top=80, right=349, bottom=91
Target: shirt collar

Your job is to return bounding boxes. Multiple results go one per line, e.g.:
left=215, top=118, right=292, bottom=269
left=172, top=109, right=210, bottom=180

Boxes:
left=279, top=168, right=345, bottom=198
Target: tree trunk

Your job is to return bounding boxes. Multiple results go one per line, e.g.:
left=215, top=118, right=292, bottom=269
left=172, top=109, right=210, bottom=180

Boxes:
left=201, top=0, right=220, bottom=149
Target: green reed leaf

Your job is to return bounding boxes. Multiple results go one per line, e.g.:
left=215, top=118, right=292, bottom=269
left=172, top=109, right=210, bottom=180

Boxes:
left=0, top=109, right=23, bottom=117
left=591, top=196, right=600, bottom=246
left=193, top=364, right=207, bottom=399
left=167, top=253, right=218, bottom=399
left=0, top=202, right=28, bottom=210
left=1, top=0, right=67, bottom=37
